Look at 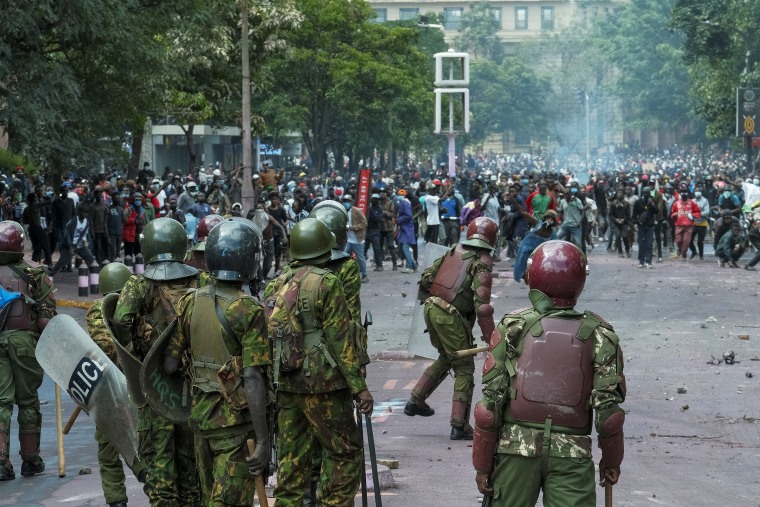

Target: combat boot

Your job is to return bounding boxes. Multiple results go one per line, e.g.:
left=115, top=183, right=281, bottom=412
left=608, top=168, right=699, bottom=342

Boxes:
left=108, top=503, right=128, bottom=507
left=0, top=422, right=14, bottom=480
left=404, top=371, right=446, bottom=417
left=450, top=396, right=473, bottom=440
left=19, top=425, right=44, bottom=477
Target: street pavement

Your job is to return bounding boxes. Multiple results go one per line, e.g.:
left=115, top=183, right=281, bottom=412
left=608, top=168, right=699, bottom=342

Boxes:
left=4, top=240, right=760, bottom=506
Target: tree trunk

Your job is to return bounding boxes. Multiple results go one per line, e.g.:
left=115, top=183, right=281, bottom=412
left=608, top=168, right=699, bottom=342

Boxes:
left=128, top=126, right=143, bottom=181
left=240, top=0, right=255, bottom=216
left=182, top=124, right=196, bottom=176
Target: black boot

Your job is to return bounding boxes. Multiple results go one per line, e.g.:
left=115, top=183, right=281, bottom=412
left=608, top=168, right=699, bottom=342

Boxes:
left=404, top=399, right=435, bottom=417
left=109, top=503, right=128, bottom=507
left=450, top=425, right=474, bottom=441
left=20, top=459, right=44, bottom=477
left=0, top=461, right=14, bottom=481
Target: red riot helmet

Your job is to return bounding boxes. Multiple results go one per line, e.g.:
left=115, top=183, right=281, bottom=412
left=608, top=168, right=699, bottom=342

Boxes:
left=526, top=240, right=588, bottom=308
left=461, top=217, right=498, bottom=250
left=0, top=221, right=25, bottom=264
left=197, top=214, right=223, bottom=241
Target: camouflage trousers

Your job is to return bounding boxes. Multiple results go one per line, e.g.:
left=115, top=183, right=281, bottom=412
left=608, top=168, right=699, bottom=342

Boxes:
left=136, top=405, right=201, bottom=507
left=94, top=426, right=127, bottom=504
left=196, top=430, right=257, bottom=507
left=490, top=453, right=595, bottom=507
left=274, top=390, right=362, bottom=507
left=0, top=330, right=44, bottom=465
left=422, top=304, right=475, bottom=425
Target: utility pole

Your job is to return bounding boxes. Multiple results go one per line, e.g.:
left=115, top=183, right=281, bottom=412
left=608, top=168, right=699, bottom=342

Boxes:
left=240, top=0, right=255, bottom=215
left=585, top=90, right=590, bottom=169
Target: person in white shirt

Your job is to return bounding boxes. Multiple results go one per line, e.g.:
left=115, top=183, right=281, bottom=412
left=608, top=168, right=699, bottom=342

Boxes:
left=424, top=184, right=442, bottom=245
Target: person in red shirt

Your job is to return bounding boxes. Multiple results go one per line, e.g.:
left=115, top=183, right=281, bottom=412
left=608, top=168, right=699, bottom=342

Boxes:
left=670, top=190, right=701, bottom=259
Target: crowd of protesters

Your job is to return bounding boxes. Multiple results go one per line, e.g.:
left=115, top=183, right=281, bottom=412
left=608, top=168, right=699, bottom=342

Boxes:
left=2, top=143, right=760, bottom=284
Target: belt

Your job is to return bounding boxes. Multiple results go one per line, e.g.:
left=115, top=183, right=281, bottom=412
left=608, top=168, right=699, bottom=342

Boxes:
left=443, top=217, right=459, bottom=221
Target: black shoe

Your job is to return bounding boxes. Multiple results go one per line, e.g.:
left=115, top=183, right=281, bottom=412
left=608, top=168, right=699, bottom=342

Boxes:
left=450, top=425, right=474, bottom=441
left=404, top=399, right=435, bottom=417
left=20, top=459, right=44, bottom=477
left=109, top=503, right=128, bottom=507
left=0, top=461, right=15, bottom=481
left=746, top=265, right=757, bottom=271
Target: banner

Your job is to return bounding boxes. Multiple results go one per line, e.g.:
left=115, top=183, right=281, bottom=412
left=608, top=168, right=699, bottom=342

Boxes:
left=357, top=168, right=371, bottom=215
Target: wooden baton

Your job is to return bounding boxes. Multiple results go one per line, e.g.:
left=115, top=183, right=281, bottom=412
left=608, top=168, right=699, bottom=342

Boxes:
left=451, top=345, right=489, bottom=359
left=605, top=483, right=613, bottom=507
left=55, top=385, right=66, bottom=477
left=62, top=406, right=82, bottom=435
left=246, top=438, right=269, bottom=507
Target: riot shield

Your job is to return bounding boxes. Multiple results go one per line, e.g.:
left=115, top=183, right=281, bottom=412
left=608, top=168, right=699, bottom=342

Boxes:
left=36, top=314, right=140, bottom=471
left=102, top=293, right=147, bottom=408
left=407, top=243, right=451, bottom=359
left=140, top=319, right=191, bottom=425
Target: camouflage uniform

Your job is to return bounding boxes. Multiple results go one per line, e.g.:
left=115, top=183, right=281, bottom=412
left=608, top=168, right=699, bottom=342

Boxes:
left=266, top=266, right=367, bottom=507
left=412, top=245, right=493, bottom=428
left=86, top=300, right=129, bottom=504
left=166, top=283, right=271, bottom=507
left=479, top=291, right=626, bottom=506
left=0, top=260, right=55, bottom=478
left=112, top=274, right=203, bottom=507
left=268, top=255, right=367, bottom=504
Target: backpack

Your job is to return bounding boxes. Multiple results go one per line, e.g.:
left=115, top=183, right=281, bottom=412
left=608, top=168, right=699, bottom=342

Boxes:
left=264, top=266, right=327, bottom=376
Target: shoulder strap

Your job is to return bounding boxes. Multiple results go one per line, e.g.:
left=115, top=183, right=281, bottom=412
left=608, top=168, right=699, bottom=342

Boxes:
left=209, top=282, right=240, bottom=355
left=8, top=264, right=34, bottom=287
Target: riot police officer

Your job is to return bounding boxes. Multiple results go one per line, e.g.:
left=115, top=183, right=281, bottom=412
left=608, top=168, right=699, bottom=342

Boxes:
left=86, top=262, right=142, bottom=506
left=164, top=219, right=270, bottom=505
left=267, top=218, right=373, bottom=506
left=112, top=218, right=203, bottom=506
left=473, top=240, right=626, bottom=506
left=0, top=221, right=56, bottom=480
left=185, top=214, right=222, bottom=271
left=405, top=217, right=498, bottom=440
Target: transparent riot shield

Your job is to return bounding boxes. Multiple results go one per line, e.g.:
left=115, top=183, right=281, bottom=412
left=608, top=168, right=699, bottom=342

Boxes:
left=407, top=243, right=451, bottom=359
left=36, top=314, right=140, bottom=471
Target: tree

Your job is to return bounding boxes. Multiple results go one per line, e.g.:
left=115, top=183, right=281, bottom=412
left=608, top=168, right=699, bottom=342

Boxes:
left=454, top=0, right=505, bottom=63
left=0, top=0, right=187, bottom=175
left=259, top=0, right=435, bottom=174
left=467, top=58, right=552, bottom=147
left=671, top=0, right=760, bottom=138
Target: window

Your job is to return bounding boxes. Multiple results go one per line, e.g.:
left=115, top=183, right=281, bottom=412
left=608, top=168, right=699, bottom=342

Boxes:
left=444, top=8, right=463, bottom=31
left=489, top=7, right=502, bottom=29
left=515, top=7, right=528, bottom=30
left=400, top=8, right=419, bottom=21
left=541, top=6, right=554, bottom=30
left=371, top=8, right=387, bottom=23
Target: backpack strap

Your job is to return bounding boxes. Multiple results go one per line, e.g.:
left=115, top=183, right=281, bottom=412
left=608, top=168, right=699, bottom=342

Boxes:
left=209, top=282, right=241, bottom=356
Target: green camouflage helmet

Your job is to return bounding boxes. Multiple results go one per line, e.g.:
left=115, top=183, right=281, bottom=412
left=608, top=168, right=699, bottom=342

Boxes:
left=141, top=217, right=188, bottom=264
left=309, top=205, right=348, bottom=250
left=206, top=218, right=262, bottom=281
left=290, top=218, right=336, bottom=261
left=99, top=262, right=132, bottom=295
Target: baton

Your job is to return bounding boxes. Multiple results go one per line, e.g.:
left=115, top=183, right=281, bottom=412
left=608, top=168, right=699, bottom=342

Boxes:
left=357, top=407, right=368, bottom=507
left=481, top=494, right=493, bottom=507
left=364, top=414, right=382, bottom=507
left=605, top=483, right=613, bottom=507
left=246, top=439, right=269, bottom=507
left=451, top=345, right=488, bottom=359
left=63, top=406, right=82, bottom=435
left=55, top=385, right=66, bottom=477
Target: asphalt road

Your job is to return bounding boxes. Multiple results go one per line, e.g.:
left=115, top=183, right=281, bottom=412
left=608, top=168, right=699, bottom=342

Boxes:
left=4, top=240, right=760, bottom=506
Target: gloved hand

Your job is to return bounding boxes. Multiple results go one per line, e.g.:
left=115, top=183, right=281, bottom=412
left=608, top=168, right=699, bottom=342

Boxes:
left=475, top=471, right=493, bottom=495
left=599, top=462, right=620, bottom=486
left=245, top=438, right=269, bottom=476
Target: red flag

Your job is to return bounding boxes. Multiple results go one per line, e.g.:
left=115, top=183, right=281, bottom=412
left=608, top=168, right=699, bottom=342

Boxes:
left=357, top=168, right=371, bottom=215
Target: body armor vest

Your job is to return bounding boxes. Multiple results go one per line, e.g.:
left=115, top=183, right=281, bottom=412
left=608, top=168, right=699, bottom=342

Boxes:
left=190, top=286, right=238, bottom=393
left=0, top=264, right=33, bottom=330
left=429, top=245, right=475, bottom=315
left=507, top=316, right=594, bottom=433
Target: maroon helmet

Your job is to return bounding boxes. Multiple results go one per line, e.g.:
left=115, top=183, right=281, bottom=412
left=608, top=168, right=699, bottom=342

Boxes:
left=526, top=240, right=588, bottom=308
left=197, top=214, right=223, bottom=242
left=0, top=221, right=24, bottom=264
left=461, top=217, right=498, bottom=250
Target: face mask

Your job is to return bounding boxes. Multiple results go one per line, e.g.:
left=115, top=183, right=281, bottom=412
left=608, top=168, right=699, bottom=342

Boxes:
left=723, top=191, right=731, bottom=198
left=680, top=193, right=688, bottom=201
left=695, top=192, right=702, bottom=198
left=45, top=192, right=53, bottom=198
left=190, top=191, right=198, bottom=197
left=343, top=202, right=351, bottom=210
left=570, top=188, right=578, bottom=194
left=134, top=200, right=142, bottom=206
